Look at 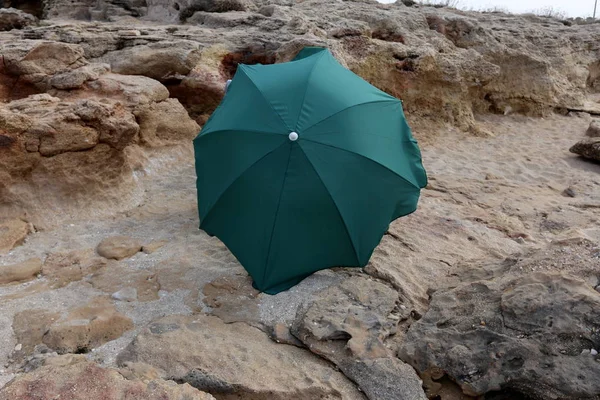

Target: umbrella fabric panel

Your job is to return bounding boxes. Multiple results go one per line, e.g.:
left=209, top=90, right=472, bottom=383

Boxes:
left=303, top=101, right=427, bottom=189
left=198, top=70, right=289, bottom=136
left=194, top=131, right=286, bottom=221
left=300, top=140, right=421, bottom=266
left=260, top=143, right=358, bottom=292
left=295, top=51, right=397, bottom=133
left=239, top=56, right=327, bottom=133
left=201, top=141, right=359, bottom=294
left=199, top=142, right=291, bottom=287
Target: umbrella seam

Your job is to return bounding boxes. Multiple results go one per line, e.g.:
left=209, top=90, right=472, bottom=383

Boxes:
left=301, top=99, right=399, bottom=133
left=298, top=144, right=362, bottom=266
left=294, top=50, right=327, bottom=131
left=240, top=65, right=293, bottom=132
left=261, top=143, right=293, bottom=286
left=199, top=141, right=288, bottom=226
left=300, top=138, right=424, bottom=190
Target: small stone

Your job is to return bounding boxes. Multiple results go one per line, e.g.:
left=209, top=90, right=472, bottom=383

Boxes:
left=111, top=287, right=138, bottom=302
left=563, top=187, right=577, bottom=198
left=97, top=236, right=142, bottom=260
left=515, top=237, right=526, bottom=244
left=592, top=349, right=598, bottom=356
left=14, top=344, right=22, bottom=351
left=0, top=258, right=43, bottom=285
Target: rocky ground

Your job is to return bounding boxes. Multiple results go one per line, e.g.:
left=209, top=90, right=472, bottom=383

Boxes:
left=1, top=1, right=600, bottom=399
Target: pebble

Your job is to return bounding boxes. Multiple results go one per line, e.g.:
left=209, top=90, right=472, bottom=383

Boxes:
left=14, top=344, right=22, bottom=351
left=591, top=349, right=598, bottom=356
left=111, top=287, right=137, bottom=302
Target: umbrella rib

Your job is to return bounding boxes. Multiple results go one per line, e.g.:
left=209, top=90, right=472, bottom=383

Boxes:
left=199, top=141, right=288, bottom=226
left=301, top=138, right=423, bottom=190
left=298, top=145, right=362, bottom=266
left=294, top=50, right=327, bottom=131
left=261, top=143, right=293, bottom=285
left=301, top=99, right=398, bottom=133
left=240, top=66, right=292, bottom=132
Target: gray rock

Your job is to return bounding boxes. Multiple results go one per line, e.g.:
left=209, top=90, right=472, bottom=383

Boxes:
left=292, top=276, right=427, bottom=400
left=570, top=138, right=600, bottom=162
left=586, top=120, right=600, bottom=138
left=400, top=272, right=600, bottom=399
left=111, top=287, right=138, bottom=302
left=0, top=8, right=36, bottom=31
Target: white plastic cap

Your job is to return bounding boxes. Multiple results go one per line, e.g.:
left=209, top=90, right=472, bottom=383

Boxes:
left=289, top=131, right=299, bottom=141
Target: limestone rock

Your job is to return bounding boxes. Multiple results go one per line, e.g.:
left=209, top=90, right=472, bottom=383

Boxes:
left=291, top=276, right=426, bottom=400
left=96, top=235, right=143, bottom=260
left=42, top=297, right=134, bottom=354
left=586, top=120, right=600, bottom=138
left=0, top=8, right=36, bottom=31
left=570, top=138, right=600, bottom=162
left=42, top=249, right=108, bottom=289
left=0, top=257, right=42, bottom=285
left=117, top=314, right=365, bottom=399
left=136, top=98, right=200, bottom=147
left=400, top=272, right=600, bottom=399
left=102, top=42, right=202, bottom=81
left=0, top=360, right=215, bottom=400
left=0, top=219, right=31, bottom=254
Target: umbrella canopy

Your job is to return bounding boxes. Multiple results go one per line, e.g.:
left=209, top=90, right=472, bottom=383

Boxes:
left=193, top=47, right=427, bottom=294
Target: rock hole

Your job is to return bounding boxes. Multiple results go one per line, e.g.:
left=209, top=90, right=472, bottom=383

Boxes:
left=484, top=388, right=534, bottom=399
left=220, top=46, right=276, bottom=79
left=74, top=346, right=90, bottom=354
left=173, top=2, right=180, bottom=10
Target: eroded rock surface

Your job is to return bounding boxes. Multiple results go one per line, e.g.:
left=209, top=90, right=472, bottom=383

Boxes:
left=0, top=360, right=215, bottom=400
left=400, top=272, right=600, bottom=399
left=117, top=314, right=365, bottom=399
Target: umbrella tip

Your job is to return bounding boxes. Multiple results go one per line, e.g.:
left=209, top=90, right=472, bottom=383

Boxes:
left=289, top=132, right=299, bottom=141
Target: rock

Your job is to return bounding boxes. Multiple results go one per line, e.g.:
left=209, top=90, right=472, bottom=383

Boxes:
left=270, top=323, right=304, bottom=347
left=0, top=219, right=31, bottom=254
left=291, top=276, right=426, bottom=400
left=102, top=42, right=202, bottom=81
left=97, top=236, right=143, bottom=260
left=12, top=310, right=61, bottom=361
left=592, top=349, right=599, bottom=356
left=142, top=240, right=169, bottom=254
left=570, top=138, right=600, bottom=162
left=135, top=99, right=200, bottom=147
left=400, top=272, right=600, bottom=399
left=50, top=64, right=111, bottom=90
left=0, top=360, right=215, bottom=399
left=117, top=314, right=364, bottom=399
left=0, top=8, right=36, bottom=31
left=201, top=275, right=261, bottom=325
left=87, top=265, right=160, bottom=302
left=42, top=249, right=108, bottom=289
left=0, top=258, right=42, bottom=285
left=42, top=297, right=134, bottom=354
left=563, top=187, right=577, bottom=197
left=111, top=287, right=138, bottom=302
left=586, top=120, right=600, bottom=137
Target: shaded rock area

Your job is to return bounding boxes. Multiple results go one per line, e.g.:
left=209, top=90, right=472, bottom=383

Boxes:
left=400, top=272, right=600, bottom=399
left=117, top=314, right=366, bottom=399
left=0, top=359, right=215, bottom=400
left=570, top=137, right=600, bottom=162
left=0, top=7, right=36, bottom=31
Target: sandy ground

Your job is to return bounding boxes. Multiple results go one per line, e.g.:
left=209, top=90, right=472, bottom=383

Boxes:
left=0, top=113, right=599, bottom=389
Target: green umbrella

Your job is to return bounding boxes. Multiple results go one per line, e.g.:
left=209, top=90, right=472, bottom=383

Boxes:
left=193, top=47, right=427, bottom=294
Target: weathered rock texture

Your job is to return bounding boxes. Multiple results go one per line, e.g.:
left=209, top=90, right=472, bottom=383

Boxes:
left=0, top=360, right=215, bottom=400
left=570, top=137, right=600, bottom=161
left=291, top=276, right=427, bottom=400
left=117, top=314, right=365, bottom=399
left=0, top=7, right=36, bottom=30
left=400, top=272, right=600, bottom=399
left=0, top=39, right=199, bottom=227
